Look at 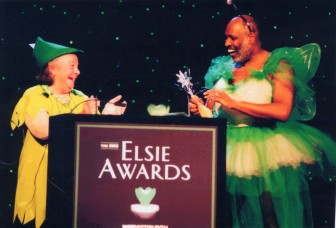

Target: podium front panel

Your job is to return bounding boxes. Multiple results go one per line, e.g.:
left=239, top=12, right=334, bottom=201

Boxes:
left=48, top=115, right=227, bottom=227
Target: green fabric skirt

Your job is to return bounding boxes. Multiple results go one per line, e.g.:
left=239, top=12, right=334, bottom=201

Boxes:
left=226, top=121, right=336, bottom=227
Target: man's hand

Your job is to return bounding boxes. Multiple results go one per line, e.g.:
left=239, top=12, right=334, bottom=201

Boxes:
left=204, top=89, right=236, bottom=109
left=189, top=95, right=204, bottom=115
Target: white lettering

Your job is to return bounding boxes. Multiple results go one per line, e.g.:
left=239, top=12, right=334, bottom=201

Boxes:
left=121, top=141, right=133, bottom=161
left=181, top=165, right=191, bottom=180
left=98, top=158, right=116, bottom=179
left=161, top=146, right=170, bottom=162
left=116, top=163, right=137, bottom=179
left=136, top=164, right=150, bottom=179
left=99, top=162, right=191, bottom=181
left=121, top=141, right=171, bottom=162
left=165, top=164, right=180, bottom=180
left=144, top=146, right=154, bottom=161
left=134, top=145, right=143, bottom=161
left=99, top=141, right=192, bottom=181
left=151, top=164, right=164, bottom=180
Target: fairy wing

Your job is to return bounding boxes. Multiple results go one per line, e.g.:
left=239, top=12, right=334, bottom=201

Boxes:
left=293, top=43, right=321, bottom=121
left=295, top=43, right=321, bottom=82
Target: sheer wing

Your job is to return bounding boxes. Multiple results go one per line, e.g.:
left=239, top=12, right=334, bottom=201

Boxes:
left=295, top=43, right=321, bottom=82
left=293, top=43, right=321, bottom=121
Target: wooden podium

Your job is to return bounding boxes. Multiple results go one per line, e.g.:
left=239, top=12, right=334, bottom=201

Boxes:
left=48, top=114, right=227, bottom=227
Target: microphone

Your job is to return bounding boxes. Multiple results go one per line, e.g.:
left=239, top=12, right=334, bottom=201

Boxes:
left=70, top=99, right=127, bottom=114
left=227, top=0, right=239, bottom=12
left=43, top=92, right=50, bottom=98
left=113, top=102, right=127, bottom=107
left=70, top=99, right=100, bottom=114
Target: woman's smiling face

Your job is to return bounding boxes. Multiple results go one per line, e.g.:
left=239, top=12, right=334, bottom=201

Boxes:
left=48, top=54, right=80, bottom=94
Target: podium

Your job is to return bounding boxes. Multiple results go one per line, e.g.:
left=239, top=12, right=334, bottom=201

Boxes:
left=48, top=114, right=227, bottom=227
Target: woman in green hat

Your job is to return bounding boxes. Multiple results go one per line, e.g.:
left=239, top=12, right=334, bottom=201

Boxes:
left=10, top=37, right=127, bottom=227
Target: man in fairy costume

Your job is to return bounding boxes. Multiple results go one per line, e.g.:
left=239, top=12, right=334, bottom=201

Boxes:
left=189, top=15, right=336, bottom=227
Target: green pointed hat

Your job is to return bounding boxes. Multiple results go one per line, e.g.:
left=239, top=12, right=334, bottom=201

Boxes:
left=30, top=36, right=83, bottom=68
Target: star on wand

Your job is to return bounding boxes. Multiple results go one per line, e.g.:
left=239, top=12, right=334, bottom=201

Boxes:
left=175, top=68, right=193, bottom=96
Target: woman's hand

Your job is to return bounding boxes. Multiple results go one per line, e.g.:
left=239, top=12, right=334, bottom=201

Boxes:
left=102, top=95, right=127, bottom=115
left=25, top=109, right=49, bottom=140
left=82, top=95, right=100, bottom=114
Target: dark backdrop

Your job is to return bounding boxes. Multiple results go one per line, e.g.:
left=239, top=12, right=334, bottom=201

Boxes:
left=0, top=0, right=335, bottom=227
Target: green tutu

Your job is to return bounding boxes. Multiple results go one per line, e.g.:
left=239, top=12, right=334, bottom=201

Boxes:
left=226, top=121, right=336, bottom=227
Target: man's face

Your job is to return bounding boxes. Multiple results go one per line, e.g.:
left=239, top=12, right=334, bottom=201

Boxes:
left=224, top=20, right=253, bottom=64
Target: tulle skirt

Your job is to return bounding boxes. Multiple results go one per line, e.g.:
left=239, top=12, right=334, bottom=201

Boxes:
left=226, top=121, right=336, bottom=227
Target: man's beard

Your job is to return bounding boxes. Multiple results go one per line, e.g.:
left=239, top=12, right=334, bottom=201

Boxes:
left=233, top=41, right=253, bottom=65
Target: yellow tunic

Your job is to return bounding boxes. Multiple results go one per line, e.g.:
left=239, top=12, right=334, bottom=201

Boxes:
left=11, top=85, right=88, bottom=227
